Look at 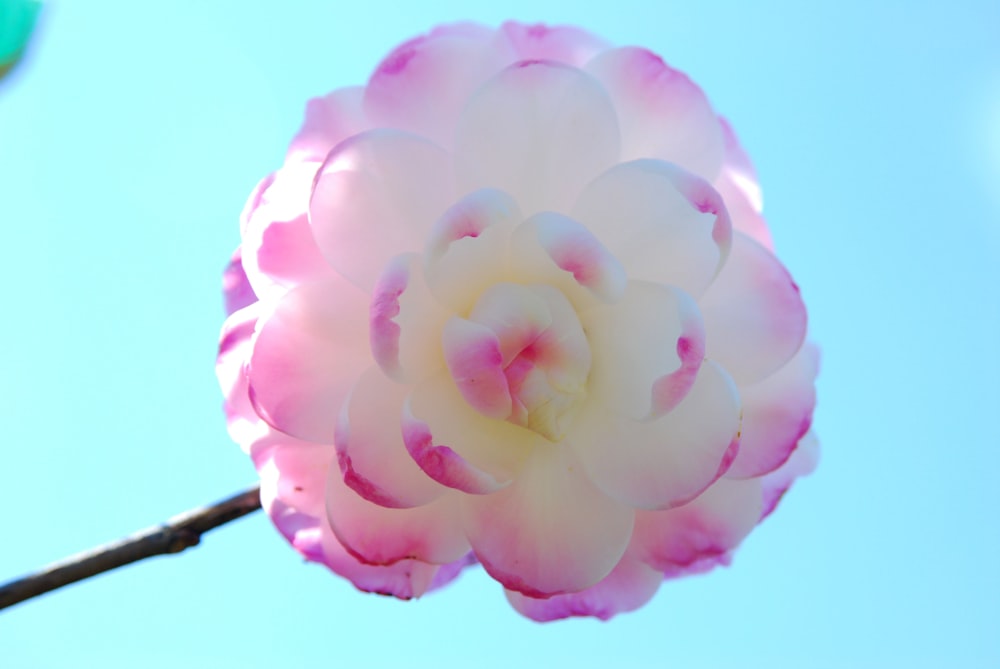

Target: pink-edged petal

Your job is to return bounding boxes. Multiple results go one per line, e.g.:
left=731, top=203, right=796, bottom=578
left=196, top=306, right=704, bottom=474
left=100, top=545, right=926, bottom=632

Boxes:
left=455, top=60, right=620, bottom=217
left=441, top=317, right=513, bottom=420
left=573, top=160, right=732, bottom=298
left=402, top=399, right=510, bottom=494
left=760, top=430, right=820, bottom=520
left=494, top=21, right=610, bottom=67
left=506, top=555, right=662, bottom=622
left=700, top=232, right=808, bottom=385
left=726, top=343, right=819, bottom=479
left=217, top=301, right=265, bottom=450
left=572, top=359, right=741, bottom=511
left=241, top=163, right=337, bottom=302
left=287, top=86, right=370, bottom=163
left=509, top=212, right=626, bottom=304
left=309, top=129, right=454, bottom=290
left=581, top=280, right=705, bottom=420
left=423, top=188, right=521, bottom=312
left=585, top=47, right=724, bottom=179
left=632, top=476, right=763, bottom=577
left=462, top=444, right=634, bottom=597
left=364, top=28, right=504, bottom=149
left=335, top=367, right=445, bottom=508
left=317, top=522, right=461, bottom=599
left=714, top=117, right=773, bottom=249
left=409, top=372, right=540, bottom=485
left=247, top=278, right=369, bottom=443
left=222, top=248, right=257, bottom=316
left=325, top=462, right=469, bottom=567
left=370, top=253, right=449, bottom=384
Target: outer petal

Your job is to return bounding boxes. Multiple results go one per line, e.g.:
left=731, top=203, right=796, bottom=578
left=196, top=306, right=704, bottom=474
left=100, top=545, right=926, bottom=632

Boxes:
left=217, top=301, right=265, bottom=450
left=505, top=556, right=662, bottom=621
left=714, top=117, right=773, bottom=249
left=700, top=232, right=808, bottom=385
left=287, top=86, right=370, bottom=163
left=760, top=430, right=820, bottom=520
left=726, top=343, right=819, bottom=479
left=585, top=47, right=724, bottom=179
left=455, top=60, right=620, bottom=217
left=632, top=476, right=763, bottom=577
left=248, top=278, right=370, bottom=443
left=310, top=129, right=454, bottom=290
left=495, top=21, right=610, bottom=67
left=325, top=463, right=470, bottom=567
left=581, top=280, right=706, bottom=420
left=573, top=359, right=741, bottom=511
left=241, top=162, right=337, bottom=303
left=364, top=27, right=504, bottom=149
left=462, top=444, right=634, bottom=597
left=335, top=367, right=445, bottom=508
left=222, top=249, right=256, bottom=317
left=573, top=160, right=731, bottom=298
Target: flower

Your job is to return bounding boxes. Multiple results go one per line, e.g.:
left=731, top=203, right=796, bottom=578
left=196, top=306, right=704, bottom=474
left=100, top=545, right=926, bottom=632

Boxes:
left=217, top=21, right=818, bottom=621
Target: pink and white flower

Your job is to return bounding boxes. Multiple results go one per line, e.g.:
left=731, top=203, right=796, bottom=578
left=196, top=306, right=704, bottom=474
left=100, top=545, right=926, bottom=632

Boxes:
left=218, top=21, right=818, bottom=620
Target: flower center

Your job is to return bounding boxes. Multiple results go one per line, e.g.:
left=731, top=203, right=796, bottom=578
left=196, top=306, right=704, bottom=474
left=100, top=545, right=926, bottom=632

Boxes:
left=442, top=283, right=591, bottom=442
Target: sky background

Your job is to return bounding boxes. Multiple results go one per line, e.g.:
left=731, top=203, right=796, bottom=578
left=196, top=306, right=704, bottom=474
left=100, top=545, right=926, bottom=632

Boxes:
left=1, top=1, right=998, bottom=667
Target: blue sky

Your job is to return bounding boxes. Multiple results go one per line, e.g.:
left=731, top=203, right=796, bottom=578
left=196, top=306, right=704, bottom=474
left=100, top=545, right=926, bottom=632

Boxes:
left=1, top=1, right=998, bottom=667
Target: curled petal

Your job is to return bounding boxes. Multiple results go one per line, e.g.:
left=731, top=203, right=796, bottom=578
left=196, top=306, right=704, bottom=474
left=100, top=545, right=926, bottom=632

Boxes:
left=586, top=47, right=724, bottom=179
left=462, top=444, right=634, bottom=597
left=455, top=60, right=620, bottom=217
left=714, top=117, right=773, bottom=249
left=370, top=253, right=449, bottom=383
left=222, top=249, right=257, bottom=317
left=402, top=399, right=511, bottom=494
left=633, top=476, right=763, bottom=577
left=248, top=279, right=370, bottom=443
left=573, top=160, right=732, bottom=298
left=506, top=556, right=662, bottom=621
left=582, top=280, right=705, bottom=420
left=310, top=130, right=454, bottom=290
left=700, top=232, right=808, bottom=384
left=217, top=301, right=266, bottom=450
left=727, top=343, right=819, bottom=479
left=335, top=367, right=445, bottom=508
left=325, top=463, right=470, bottom=567
left=509, top=212, right=626, bottom=303
left=423, top=188, right=521, bottom=312
left=441, top=317, right=513, bottom=420
left=573, top=360, right=741, bottom=510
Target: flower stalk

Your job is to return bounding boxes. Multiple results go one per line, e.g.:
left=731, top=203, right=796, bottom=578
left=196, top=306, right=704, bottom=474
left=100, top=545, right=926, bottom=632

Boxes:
left=0, top=485, right=261, bottom=611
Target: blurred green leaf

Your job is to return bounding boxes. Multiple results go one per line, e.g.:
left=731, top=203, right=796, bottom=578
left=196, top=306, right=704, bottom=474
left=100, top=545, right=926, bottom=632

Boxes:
left=1, top=0, right=41, bottom=78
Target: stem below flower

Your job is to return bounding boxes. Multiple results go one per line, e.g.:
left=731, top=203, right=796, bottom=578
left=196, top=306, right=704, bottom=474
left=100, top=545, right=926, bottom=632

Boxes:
left=0, top=485, right=262, bottom=611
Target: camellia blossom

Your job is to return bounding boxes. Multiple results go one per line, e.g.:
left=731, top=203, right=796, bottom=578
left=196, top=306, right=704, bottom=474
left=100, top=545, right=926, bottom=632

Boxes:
left=217, top=21, right=818, bottom=621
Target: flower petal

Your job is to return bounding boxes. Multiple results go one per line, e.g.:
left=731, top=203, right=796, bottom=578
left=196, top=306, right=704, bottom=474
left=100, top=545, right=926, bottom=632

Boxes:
left=760, top=430, right=820, bottom=520
left=632, top=476, right=763, bottom=577
left=310, top=129, right=454, bottom=290
left=422, top=188, right=521, bottom=312
left=325, top=464, right=470, bottom=566
left=248, top=278, right=369, bottom=443
left=572, top=359, right=741, bottom=510
left=714, top=117, right=773, bottom=249
left=581, top=280, right=706, bottom=420
left=217, top=301, right=265, bottom=450
left=700, top=232, right=808, bottom=385
left=370, top=253, right=450, bottom=384
left=727, top=343, right=819, bottom=479
left=462, top=444, right=634, bottom=597
left=441, top=317, right=513, bottom=420
left=495, top=21, right=610, bottom=67
left=287, top=86, right=370, bottom=163
left=505, top=556, right=662, bottom=621
left=585, top=47, right=724, bottom=179
left=509, top=212, right=626, bottom=303
left=455, top=60, right=620, bottom=217
left=573, top=160, right=732, bottom=298
left=335, top=367, right=445, bottom=508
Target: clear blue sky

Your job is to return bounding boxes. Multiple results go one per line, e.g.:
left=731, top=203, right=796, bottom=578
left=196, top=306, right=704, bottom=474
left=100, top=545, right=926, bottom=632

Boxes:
left=1, top=1, right=998, bottom=667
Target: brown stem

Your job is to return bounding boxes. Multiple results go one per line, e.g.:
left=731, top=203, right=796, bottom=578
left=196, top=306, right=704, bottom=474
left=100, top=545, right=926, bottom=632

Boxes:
left=0, top=485, right=262, bottom=611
